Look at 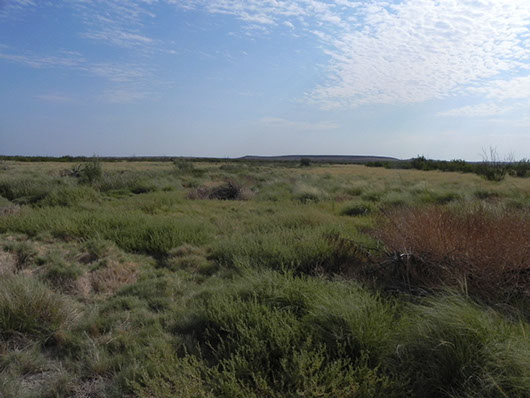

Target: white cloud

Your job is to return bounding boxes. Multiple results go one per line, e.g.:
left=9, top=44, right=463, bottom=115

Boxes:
left=0, top=49, right=84, bottom=68
left=3, top=0, right=530, bottom=112
left=0, top=0, right=35, bottom=18
left=172, top=0, right=530, bottom=109
left=469, top=76, right=530, bottom=100
left=437, top=103, right=513, bottom=118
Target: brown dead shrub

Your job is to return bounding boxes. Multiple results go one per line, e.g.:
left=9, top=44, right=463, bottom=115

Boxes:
left=188, top=180, right=252, bottom=200
left=372, top=205, right=530, bottom=305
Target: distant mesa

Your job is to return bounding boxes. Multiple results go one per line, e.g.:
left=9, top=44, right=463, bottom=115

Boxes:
left=239, top=155, right=399, bottom=163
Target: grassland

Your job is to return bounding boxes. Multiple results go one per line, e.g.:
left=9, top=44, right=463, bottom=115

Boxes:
left=0, top=159, right=528, bottom=397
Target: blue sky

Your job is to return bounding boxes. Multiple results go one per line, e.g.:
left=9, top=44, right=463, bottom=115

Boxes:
left=1, top=0, right=530, bottom=160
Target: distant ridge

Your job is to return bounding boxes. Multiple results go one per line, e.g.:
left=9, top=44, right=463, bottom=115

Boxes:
left=239, top=155, right=399, bottom=163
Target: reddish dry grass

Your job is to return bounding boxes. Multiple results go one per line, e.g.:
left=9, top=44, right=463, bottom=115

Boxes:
left=373, top=205, right=530, bottom=304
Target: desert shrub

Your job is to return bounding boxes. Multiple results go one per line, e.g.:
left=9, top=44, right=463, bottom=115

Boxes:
left=509, top=158, right=530, bottom=178
left=417, top=191, right=460, bottom=205
left=189, top=180, right=250, bottom=201
left=208, top=181, right=244, bottom=200
left=97, top=173, right=142, bottom=192
left=210, top=227, right=365, bottom=275
left=361, top=191, right=382, bottom=202
left=172, top=270, right=403, bottom=397
left=473, top=189, right=501, bottom=200
left=396, top=295, right=530, bottom=397
left=43, top=258, right=83, bottom=287
left=0, top=178, right=53, bottom=203
left=0, top=275, right=78, bottom=340
left=300, top=158, right=312, bottom=167
left=82, top=238, right=113, bottom=262
left=340, top=202, right=374, bottom=216
left=166, top=244, right=215, bottom=274
left=0, top=208, right=212, bottom=255
left=78, top=157, right=103, bottom=185
left=133, top=353, right=213, bottom=398
left=293, top=185, right=325, bottom=204
left=373, top=205, right=530, bottom=307
left=173, top=159, right=195, bottom=173
left=476, top=148, right=510, bottom=182
left=116, top=272, right=182, bottom=311
left=3, top=241, right=37, bottom=268
left=294, top=190, right=321, bottom=204
left=38, top=185, right=100, bottom=207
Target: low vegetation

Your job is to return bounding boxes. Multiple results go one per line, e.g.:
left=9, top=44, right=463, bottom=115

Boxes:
left=0, top=159, right=528, bottom=397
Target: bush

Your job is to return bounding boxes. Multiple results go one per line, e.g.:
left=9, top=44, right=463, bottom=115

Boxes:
left=210, top=227, right=367, bottom=276
left=373, top=205, right=530, bottom=307
left=38, top=185, right=100, bottom=207
left=510, top=159, right=529, bottom=178
left=476, top=148, right=509, bottom=182
left=78, top=157, right=103, bottom=185
left=172, top=270, right=403, bottom=397
left=0, top=275, right=78, bottom=340
left=189, top=181, right=250, bottom=201
left=300, top=158, right=312, bottom=167
left=173, top=159, right=195, bottom=173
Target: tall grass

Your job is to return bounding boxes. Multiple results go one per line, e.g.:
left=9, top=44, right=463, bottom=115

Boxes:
left=396, top=294, right=530, bottom=397
left=0, top=208, right=212, bottom=255
left=0, top=275, right=79, bottom=341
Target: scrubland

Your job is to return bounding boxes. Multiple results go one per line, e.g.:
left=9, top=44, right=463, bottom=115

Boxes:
left=0, top=159, right=528, bottom=397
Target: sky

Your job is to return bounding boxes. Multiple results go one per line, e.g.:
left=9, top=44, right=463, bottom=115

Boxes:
left=1, top=0, right=530, bottom=160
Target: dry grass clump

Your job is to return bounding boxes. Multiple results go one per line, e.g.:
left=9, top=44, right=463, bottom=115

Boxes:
left=373, top=205, right=530, bottom=305
left=0, top=205, right=20, bottom=216
left=188, top=180, right=251, bottom=200
left=89, top=261, right=139, bottom=295
left=0, top=250, right=17, bottom=275
left=0, top=275, right=79, bottom=341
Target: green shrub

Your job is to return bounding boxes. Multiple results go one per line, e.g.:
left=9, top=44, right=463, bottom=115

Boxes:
left=418, top=190, right=460, bottom=205
left=0, top=178, right=52, bottom=203
left=210, top=227, right=361, bottom=275
left=38, top=185, right=100, bottom=207
left=172, top=270, right=403, bottom=397
left=166, top=244, right=216, bottom=274
left=509, top=159, right=529, bottom=178
left=133, top=353, right=213, bottom=398
left=0, top=208, right=212, bottom=255
left=0, top=275, right=78, bottom=340
left=43, top=259, right=83, bottom=287
left=300, top=158, right=312, bottom=167
left=173, top=159, right=195, bottom=173
left=473, top=189, right=501, bottom=200
left=79, top=157, right=103, bottom=185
